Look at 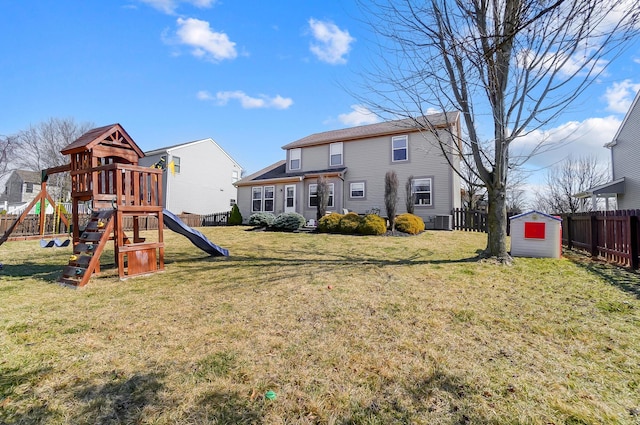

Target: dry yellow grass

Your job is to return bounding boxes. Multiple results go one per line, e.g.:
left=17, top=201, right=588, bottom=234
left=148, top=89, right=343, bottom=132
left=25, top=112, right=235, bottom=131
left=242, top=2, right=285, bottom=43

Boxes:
left=1, top=227, right=639, bottom=424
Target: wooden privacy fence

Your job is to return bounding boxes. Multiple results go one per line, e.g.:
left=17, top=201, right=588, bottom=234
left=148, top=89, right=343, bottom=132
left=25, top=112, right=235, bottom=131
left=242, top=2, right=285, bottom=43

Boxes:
left=0, top=210, right=232, bottom=238
left=561, top=210, right=640, bottom=270
left=451, top=209, right=513, bottom=235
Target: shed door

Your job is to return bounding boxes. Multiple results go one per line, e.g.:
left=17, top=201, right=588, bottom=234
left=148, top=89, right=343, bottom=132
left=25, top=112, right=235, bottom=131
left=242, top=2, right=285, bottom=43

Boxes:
left=284, top=185, right=296, bottom=213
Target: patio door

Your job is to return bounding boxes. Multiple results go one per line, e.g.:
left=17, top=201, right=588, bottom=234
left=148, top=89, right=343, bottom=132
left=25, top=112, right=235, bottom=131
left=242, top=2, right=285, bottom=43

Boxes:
left=284, top=185, right=296, bottom=213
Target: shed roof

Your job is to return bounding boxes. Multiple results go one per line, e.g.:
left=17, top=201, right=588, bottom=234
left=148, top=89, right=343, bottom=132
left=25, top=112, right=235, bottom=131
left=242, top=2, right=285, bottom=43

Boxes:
left=509, top=210, right=562, bottom=222
left=14, top=169, right=41, bottom=183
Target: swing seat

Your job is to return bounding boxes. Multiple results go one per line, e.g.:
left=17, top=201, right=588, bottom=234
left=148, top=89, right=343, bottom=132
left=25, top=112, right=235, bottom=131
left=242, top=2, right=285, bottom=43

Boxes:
left=40, top=239, right=55, bottom=248
left=54, top=238, right=70, bottom=247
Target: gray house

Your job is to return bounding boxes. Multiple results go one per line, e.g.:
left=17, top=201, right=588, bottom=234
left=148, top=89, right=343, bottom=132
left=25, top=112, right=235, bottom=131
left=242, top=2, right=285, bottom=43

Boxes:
left=577, top=90, right=640, bottom=210
left=140, top=138, right=243, bottom=215
left=235, top=113, right=462, bottom=228
left=0, top=169, right=41, bottom=209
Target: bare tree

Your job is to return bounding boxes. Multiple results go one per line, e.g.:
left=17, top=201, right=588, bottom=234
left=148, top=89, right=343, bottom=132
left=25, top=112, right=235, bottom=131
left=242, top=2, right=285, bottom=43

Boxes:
left=357, top=0, right=639, bottom=261
left=534, top=155, right=608, bottom=213
left=405, top=175, right=415, bottom=214
left=385, top=170, right=399, bottom=229
left=0, top=134, right=17, bottom=180
left=316, top=176, right=330, bottom=220
left=13, top=118, right=94, bottom=200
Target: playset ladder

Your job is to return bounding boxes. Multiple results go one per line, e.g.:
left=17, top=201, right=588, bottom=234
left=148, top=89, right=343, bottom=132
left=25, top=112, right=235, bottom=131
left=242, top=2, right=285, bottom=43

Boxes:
left=58, top=210, right=114, bottom=288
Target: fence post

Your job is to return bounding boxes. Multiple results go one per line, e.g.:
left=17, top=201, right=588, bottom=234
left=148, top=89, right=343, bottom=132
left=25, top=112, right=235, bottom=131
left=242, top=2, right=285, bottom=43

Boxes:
left=566, top=215, right=573, bottom=250
left=590, top=213, right=598, bottom=257
left=630, top=215, right=639, bottom=270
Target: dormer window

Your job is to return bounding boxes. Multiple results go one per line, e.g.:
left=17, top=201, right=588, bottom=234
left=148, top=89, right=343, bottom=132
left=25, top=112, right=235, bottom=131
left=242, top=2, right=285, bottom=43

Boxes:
left=330, top=142, right=343, bottom=166
left=290, top=148, right=301, bottom=170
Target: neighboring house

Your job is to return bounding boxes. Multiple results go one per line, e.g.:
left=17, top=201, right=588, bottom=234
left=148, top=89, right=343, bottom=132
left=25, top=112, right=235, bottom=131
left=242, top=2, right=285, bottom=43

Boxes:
left=0, top=169, right=41, bottom=208
left=139, top=138, right=243, bottom=215
left=235, top=113, right=462, bottom=228
left=577, top=90, right=640, bottom=210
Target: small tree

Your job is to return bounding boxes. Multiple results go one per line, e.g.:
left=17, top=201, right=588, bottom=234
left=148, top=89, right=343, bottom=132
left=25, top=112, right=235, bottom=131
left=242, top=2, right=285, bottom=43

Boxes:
left=385, top=170, right=399, bottom=230
left=229, top=203, right=243, bottom=225
left=316, top=176, right=330, bottom=220
left=0, top=134, right=16, bottom=180
left=405, top=175, right=414, bottom=214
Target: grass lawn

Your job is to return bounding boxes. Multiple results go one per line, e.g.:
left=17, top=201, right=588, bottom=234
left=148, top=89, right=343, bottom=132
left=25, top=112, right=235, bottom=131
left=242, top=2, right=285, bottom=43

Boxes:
left=1, top=227, right=639, bottom=424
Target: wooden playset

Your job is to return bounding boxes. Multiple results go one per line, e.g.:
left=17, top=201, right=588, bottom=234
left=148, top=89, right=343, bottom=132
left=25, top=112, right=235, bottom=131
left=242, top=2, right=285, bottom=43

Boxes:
left=1, top=124, right=165, bottom=287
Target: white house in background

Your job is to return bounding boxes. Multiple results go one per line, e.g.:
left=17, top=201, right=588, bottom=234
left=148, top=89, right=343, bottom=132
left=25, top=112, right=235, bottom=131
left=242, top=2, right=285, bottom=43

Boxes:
left=0, top=169, right=41, bottom=212
left=576, top=89, right=640, bottom=210
left=140, top=138, right=242, bottom=215
left=235, top=113, right=462, bottom=228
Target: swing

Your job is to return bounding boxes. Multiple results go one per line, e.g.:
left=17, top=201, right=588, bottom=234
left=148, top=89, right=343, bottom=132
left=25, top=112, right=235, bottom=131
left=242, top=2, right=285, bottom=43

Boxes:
left=40, top=199, right=55, bottom=248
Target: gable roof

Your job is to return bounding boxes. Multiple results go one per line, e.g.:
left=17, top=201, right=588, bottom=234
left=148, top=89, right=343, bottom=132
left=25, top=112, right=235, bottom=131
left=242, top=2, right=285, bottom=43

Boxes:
left=605, top=89, right=640, bottom=148
left=14, top=169, right=41, bottom=184
left=282, top=112, right=459, bottom=150
left=60, top=123, right=144, bottom=158
left=509, top=210, right=562, bottom=222
left=144, top=138, right=242, bottom=168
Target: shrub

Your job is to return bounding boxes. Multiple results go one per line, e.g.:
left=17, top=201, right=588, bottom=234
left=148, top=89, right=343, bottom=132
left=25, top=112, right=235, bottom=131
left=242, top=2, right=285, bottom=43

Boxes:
left=229, top=204, right=243, bottom=225
left=358, top=214, right=387, bottom=235
left=395, top=213, right=425, bottom=235
left=339, top=212, right=363, bottom=234
left=272, top=212, right=306, bottom=231
left=248, top=212, right=276, bottom=227
left=318, top=213, right=343, bottom=233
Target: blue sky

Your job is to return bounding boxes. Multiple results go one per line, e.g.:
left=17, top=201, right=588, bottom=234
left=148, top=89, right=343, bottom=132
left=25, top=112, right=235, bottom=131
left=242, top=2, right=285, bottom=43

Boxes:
left=1, top=0, right=639, bottom=191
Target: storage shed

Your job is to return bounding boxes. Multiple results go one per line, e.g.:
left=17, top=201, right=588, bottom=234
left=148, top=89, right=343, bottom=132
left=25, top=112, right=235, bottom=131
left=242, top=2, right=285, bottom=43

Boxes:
left=509, top=210, right=562, bottom=258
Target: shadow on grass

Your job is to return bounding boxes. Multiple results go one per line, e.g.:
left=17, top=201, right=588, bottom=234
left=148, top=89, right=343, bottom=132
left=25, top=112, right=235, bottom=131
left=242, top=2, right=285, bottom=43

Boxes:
left=71, top=372, right=163, bottom=425
left=0, top=365, right=55, bottom=424
left=566, top=250, right=640, bottom=299
left=0, top=262, right=62, bottom=281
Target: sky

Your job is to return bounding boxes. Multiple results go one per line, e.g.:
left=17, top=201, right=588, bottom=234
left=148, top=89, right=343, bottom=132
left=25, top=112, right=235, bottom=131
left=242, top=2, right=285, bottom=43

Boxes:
left=1, top=0, right=640, bottom=200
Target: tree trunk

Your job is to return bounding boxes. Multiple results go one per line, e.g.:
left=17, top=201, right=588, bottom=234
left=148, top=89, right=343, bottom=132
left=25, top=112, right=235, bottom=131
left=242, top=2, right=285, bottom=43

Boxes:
left=484, top=186, right=511, bottom=262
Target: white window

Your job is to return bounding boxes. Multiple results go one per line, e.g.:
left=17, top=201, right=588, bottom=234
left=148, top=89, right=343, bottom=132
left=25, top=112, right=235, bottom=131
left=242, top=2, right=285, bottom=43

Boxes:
left=412, top=178, right=432, bottom=206
left=309, top=183, right=334, bottom=208
left=350, top=182, right=365, bottom=198
left=289, top=148, right=301, bottom=170
left=392, top=135, right=408, bottom=162
left=232, top=170, right=239, bottom=183
left=252, top=187, right=263, bottom=212
left=330, top=142, right=343, bottom=166
left=264, top=186, right=275, bottom=212
left=172, top=156, right=181, bottom=173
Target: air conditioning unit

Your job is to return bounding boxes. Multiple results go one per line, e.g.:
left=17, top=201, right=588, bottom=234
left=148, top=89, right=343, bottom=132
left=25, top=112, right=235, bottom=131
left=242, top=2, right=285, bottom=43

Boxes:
left=434, top=214, right=452, bottom=230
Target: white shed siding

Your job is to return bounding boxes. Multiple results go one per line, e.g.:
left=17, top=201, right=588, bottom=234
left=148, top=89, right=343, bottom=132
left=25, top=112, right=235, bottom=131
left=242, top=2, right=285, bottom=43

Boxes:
left=510, top=213, right=562, bottom=258
left=611, top=102, right=640, bottom=209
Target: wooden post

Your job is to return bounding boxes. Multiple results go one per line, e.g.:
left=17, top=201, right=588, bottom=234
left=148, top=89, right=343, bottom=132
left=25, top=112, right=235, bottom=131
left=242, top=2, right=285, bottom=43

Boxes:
left=630, top=215, right=638, bottom=270
left=590, top=213, right=599, bottom=258
left=566, top=215, right=573, bottom=250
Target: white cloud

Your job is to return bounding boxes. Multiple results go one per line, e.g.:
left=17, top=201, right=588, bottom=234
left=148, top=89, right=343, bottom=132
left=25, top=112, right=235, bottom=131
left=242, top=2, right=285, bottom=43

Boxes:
left=209, top=91, right=293, bottom=110
left=338, top=105, right=380, bottom=126
left=512, top=115, right=621, bottom=170
left=517, top=48, right=608, bottom=78
left=175, top=18, right=237, bottom=62
left=308, top=18, right=355, bottom=65
left=140, top=0, right=215, bottom=14
left=603, top=79, right=640, bottom=114
left=634, top=58, right=640, bottom=64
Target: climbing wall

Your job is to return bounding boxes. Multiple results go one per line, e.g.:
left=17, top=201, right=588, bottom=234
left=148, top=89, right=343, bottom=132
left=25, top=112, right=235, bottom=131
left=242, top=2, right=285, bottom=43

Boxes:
left=58, top=210, right=114, bottom=288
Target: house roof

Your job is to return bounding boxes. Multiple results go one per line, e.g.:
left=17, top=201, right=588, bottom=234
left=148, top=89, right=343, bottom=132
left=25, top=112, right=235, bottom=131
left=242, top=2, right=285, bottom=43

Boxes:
left=509, top=210, right=562, bottom=222
left=573, top=177, right=625, bottom=199
left=144, top=137, right=242, bottom=169
left=234, top=160, right=348, bottom=187
left=281, top=112, right=460, bottom=149
left=60, top=123, right=144, bottom=158
left=14, top=169, right=41, bottom=184
left=605, top=90, right=640, bottom=148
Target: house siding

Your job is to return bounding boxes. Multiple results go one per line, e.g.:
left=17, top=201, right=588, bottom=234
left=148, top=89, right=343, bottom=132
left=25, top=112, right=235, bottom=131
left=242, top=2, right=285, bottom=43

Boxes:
left=140, top=139, right=242, bottom=214
left=236, top=115, right=461, bottom=225
left=611, top=101, right=640, bottom=209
